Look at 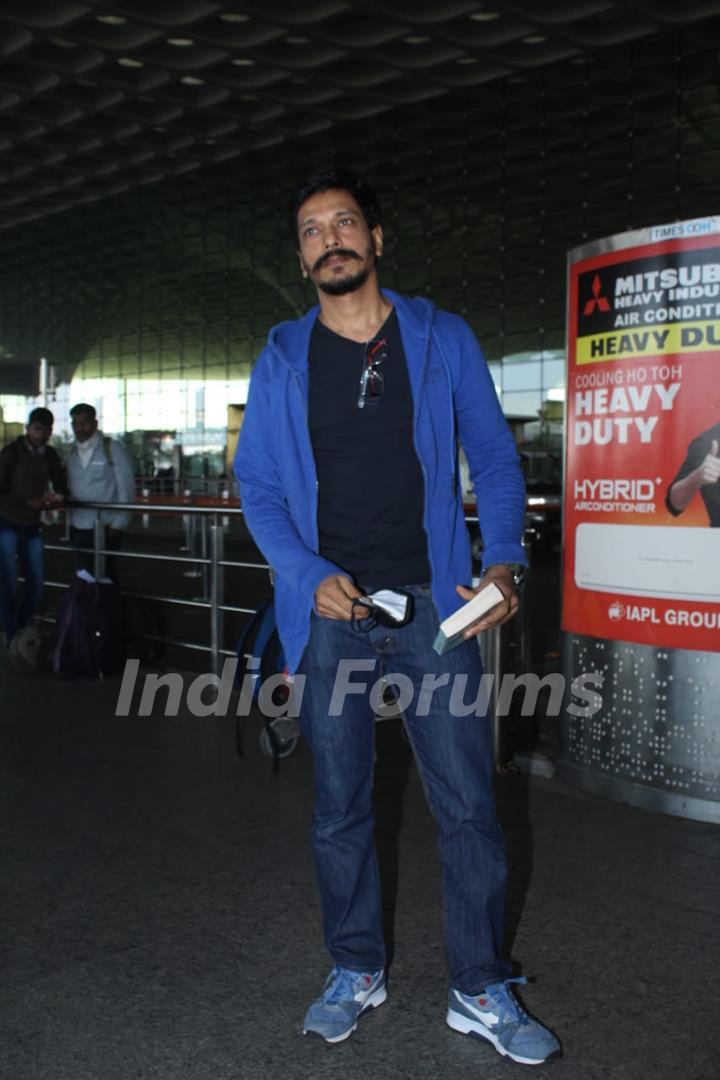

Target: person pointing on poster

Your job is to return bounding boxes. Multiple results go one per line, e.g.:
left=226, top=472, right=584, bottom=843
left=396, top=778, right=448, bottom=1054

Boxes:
left=666, top=423, right=720, bottom=526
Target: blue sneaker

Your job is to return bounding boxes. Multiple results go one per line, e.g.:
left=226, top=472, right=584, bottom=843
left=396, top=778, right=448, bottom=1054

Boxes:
left=303, top=965, right=387, bottom=1043
left=447, top=977, right=561, bottom=1065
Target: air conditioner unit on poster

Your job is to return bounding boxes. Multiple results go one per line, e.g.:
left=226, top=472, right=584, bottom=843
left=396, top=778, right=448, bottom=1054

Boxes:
left=575, top=523, right=720, bottom=603
left=0, top=360, right=39, bottom=396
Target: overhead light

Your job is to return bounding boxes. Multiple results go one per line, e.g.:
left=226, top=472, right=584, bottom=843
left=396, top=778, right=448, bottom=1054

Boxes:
left=231, top=57, right=255, bottom=66
left=181, top=76, right=205, bottom=85
left=523, top=35, right=547, bottom=44
left=285, top=36, right=309, bottom=44
left=167, top=37, right=195, bottom=46
left=469, top=11, right=499, bottom=20
left=456, top=57, right=477, bottom=64
left=97, top=14, right=127, bottom=25
left=50, top=38, right=77, bottom=48
left=118, top=57, right=144, bottom=68
left=404, top=35, right=430, bottom=45
left=220, top=12, right=250, bottom=22
left=240, top=93, right=258, bottom=101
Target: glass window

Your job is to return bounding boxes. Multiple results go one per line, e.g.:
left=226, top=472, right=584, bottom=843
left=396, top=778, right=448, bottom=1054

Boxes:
left=541, top=358, right=566, bottom=392
left=501, top=390, right=542, bottom=418
left=502, top=361, right=542, bottom=391
left=488, top=363, right=502, bottom=398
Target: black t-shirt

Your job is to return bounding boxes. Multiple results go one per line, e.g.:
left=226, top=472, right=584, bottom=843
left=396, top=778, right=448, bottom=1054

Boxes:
left=666, top=422, right=720, bottom=526
left=308, top=308, right=430, bottom=588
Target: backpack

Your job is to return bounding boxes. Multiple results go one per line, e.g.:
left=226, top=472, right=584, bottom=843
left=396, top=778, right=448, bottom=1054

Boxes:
left=234, top=600, right=286, bottom=703
left=53, top=572, right=125, bottom=678
left=234, top=601, right=297, bottom=769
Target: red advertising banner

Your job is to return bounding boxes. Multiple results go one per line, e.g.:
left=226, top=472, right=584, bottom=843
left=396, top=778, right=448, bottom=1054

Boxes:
left=563, top=218, right=720, bottom=652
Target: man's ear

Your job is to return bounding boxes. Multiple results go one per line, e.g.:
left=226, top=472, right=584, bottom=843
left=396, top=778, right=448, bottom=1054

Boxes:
left=297, top=250, right=308, bottom=279
left=372, top=224, right=384, bottom=259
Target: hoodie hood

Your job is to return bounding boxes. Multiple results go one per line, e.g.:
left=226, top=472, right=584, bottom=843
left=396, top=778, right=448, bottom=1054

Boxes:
left=267, top=289, right=437, bottom=373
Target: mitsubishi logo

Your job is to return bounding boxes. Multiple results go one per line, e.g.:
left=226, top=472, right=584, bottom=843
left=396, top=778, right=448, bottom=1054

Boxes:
left=583, top=274, right=611, bottom=315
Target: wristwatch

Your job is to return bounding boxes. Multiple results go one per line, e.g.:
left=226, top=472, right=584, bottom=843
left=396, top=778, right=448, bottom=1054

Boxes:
left=485, top=563, right=527, bottom=592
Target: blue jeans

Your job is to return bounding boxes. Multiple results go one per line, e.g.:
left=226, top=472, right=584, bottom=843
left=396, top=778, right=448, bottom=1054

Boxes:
left=0, top=516, right=45, bottom=642
left=296, top=584, right=512, bottom=994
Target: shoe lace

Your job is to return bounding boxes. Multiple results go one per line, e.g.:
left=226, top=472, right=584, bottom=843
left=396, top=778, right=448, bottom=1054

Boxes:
left=483, top=976, right=530, bottom=1027
left=322, top=966, right=362, bottom=1006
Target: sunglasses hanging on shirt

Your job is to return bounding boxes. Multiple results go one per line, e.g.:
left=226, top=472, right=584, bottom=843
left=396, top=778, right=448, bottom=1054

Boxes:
left=357, top=337, right=387, bottom=409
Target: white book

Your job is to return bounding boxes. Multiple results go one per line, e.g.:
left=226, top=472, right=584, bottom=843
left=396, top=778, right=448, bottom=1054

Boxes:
left=433, top=582, right=505, bottom=655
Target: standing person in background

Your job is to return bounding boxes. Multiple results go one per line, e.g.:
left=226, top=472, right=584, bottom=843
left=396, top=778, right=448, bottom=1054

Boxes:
left=66, top=403, right=136, bottom=574
left=0, top=407, right=67, bottom=646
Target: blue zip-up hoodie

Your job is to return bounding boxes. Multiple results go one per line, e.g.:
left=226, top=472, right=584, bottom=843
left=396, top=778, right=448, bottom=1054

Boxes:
left=234, top=290, right=527, bottom=673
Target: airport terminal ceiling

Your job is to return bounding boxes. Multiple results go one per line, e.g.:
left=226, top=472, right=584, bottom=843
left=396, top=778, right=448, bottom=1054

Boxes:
left=2, top=1, right=720, bottom=443
left=0, top=1, right=719, bottom=226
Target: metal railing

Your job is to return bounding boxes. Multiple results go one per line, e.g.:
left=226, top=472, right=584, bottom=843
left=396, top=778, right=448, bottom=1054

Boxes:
left=40, top=499, right=533, bottom=764
left=44, top=500, right=262, bottom=675
left=134, top=476, right=238, bottom=500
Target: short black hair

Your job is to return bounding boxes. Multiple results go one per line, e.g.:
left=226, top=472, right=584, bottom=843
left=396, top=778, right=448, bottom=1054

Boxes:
left=70, top=402, right=97, bottom=421
left=28, top=407, right=54, bottom=428
left=288, top=166, right=382, bottom=247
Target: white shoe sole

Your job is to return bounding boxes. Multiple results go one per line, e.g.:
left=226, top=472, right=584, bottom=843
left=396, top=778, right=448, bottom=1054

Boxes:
left=304, top=985, right=387, bottom=1044
left=446, top=1007, right=552, bottom=1066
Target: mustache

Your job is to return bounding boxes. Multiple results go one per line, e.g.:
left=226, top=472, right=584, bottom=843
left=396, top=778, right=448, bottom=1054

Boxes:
left=313, top=248, right=362, bottom=273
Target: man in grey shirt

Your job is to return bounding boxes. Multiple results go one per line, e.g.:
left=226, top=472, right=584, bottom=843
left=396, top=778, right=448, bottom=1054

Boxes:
left=66, top=403, right=135, bottom=572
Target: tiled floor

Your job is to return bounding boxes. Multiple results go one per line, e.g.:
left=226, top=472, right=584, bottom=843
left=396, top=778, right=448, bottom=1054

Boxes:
left=1, top=659, right=718, bottom=1080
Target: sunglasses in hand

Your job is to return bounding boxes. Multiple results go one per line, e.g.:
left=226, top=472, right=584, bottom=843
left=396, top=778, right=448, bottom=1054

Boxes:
left=351, top=588, right=414, bottom=632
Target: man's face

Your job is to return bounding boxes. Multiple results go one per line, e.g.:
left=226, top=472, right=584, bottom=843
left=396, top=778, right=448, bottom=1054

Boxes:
left=26, top=421, right=52, bottom=448
left=296, top=189, right=382, bottom=297
left=71, top=412, right=98, bottom=443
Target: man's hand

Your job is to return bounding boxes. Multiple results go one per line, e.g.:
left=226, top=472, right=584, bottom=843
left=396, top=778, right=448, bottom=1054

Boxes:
left=314, top=574, right=369, bottom=621
left=26, top=491, right=64, bottom=510
left=456, top=564, right=520, bottom=639
left=668, top=438, right=720, bottom=513
left=697, top=439, right=720, bottom=486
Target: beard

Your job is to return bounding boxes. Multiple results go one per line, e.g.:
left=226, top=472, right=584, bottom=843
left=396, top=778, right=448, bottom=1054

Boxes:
left=317, top=261, right=373, bottom=296
left=308, top=244, right=377, bottom=296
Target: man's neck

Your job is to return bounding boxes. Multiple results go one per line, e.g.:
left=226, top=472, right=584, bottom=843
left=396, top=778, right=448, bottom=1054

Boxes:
left=316, top=280, right=392, bottom=343
left=76, top=431, right=100, bottom=451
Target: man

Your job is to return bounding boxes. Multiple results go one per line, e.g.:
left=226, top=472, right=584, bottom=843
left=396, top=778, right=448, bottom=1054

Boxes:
left=66, top=403, right=135, bottom=572
left=234, top=167, right=560, bottom=1065
left=0, top=407, right=67, bottom=645
left=666, top=423, right=720, bottom=525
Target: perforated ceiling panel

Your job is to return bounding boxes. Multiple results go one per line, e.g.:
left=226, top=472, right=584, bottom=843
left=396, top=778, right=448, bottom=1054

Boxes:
left=1, top=1, right=720, bottom=227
